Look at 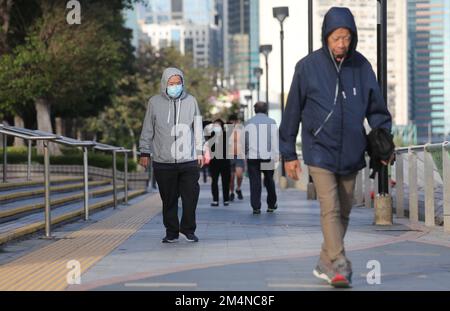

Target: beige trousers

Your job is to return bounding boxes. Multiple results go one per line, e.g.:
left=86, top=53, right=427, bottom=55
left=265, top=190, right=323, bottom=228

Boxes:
left=309, top=166, right=358, bottom=264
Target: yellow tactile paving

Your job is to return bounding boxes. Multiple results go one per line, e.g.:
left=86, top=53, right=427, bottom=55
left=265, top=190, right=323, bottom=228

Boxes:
left=0, top=193, right=161, bottom=291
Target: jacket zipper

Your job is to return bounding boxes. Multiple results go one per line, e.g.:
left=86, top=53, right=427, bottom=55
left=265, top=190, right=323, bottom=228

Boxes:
left=338, top=91, right=344, bottom=173
left=173, top=100, right=177, bottom=164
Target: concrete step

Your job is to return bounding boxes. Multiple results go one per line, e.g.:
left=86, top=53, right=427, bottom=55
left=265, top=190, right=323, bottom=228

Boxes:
left=0, top=176, right=85, bottom=191
left=0, top=189, right=147, bottom=246
left=0, top=180, right=111, bottom=203
left=0, top=185, right=126, bottom=222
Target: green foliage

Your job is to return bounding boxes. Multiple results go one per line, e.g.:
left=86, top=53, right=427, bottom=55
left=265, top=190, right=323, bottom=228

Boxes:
left=0, top=147, right=136, bottom=172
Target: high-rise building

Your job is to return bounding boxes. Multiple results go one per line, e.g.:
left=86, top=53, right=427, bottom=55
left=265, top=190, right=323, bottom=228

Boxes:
left=249, top=0, right=260, bottom=90
left=222, top=0, right=251, bottom=90
left=135, top=0, right=221, bottom=68
left=314, top=0, right=409, bottom=128
left=408, top=0, right=450, bottom=142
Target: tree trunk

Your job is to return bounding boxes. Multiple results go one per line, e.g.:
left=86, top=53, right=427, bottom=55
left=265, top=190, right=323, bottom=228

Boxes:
left=13, top=115, right=25, bottom=147
left=0, top=119, right=8, bottom=149
left=55, top=117, right=64, bottom=136
left=128, top=127, right=137, bottom=162
left=0, top=0, right=13, bottom=54
left=35, top=97, right=61, bottom=155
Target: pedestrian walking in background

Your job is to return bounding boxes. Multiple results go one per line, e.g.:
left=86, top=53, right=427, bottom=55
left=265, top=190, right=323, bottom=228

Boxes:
left=207, top=119, right=231, bottom=207
left=228, top=114, right=246, bottom=201
left=245, top=102, right=279, bottom=215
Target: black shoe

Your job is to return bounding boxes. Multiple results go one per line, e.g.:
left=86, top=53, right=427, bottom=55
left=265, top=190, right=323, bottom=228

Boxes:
left=180, top=232, right=199, bottom=243
left=236, top=190, right=243, bottom=200
left=267, top=204, right=278, bottom=213
left=253, top=209, right=261, bottom=215
left=162, top=235, right=179, bottom=243
left=224, top=201, right=230, bottom=206
left=230, top=193, right=235, bottom=202
left=211, top=201, right=219, bottom=207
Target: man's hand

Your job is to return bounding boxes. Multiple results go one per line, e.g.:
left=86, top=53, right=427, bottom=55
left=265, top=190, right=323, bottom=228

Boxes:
left=381, top=153, right=395, bottom=166
left=197, top=155, right=204, bottom=168
left=139, top=156, right=150, bottom=169
left=284, top=160, right=302, bottom=181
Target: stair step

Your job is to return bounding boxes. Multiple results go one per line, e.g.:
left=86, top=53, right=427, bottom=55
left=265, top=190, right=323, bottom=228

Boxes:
left=0, top=185, right=126, bottom=221
left=0, top=180, right=112, bottom=203
left=0, top=177, right=85, bottom=191
left=0, top=189, right=147, bottom=246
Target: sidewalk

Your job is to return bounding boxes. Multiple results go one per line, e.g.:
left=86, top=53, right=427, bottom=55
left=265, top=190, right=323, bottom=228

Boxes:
left=63, top=180, right=450, bottom=291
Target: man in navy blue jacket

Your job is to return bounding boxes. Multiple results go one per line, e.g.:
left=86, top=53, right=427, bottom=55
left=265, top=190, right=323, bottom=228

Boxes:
left=279, top=7, right=393, bottom=288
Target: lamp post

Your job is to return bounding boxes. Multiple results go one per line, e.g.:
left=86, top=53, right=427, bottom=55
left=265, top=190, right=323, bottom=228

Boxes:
left=244, top=95, right=252, bottom=121
left=273, top=7, right=289, bottom=179
left=247, top=82, right=256, bottom=118
left=306, top=0, right=316, bottom=200
left=253, top=67, right=263, bottom=102
left=259, top=44, right=272, bottom=110
left=375, top=0, right=392, bottom=225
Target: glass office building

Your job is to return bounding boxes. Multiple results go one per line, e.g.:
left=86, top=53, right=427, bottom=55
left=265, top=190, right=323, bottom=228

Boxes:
left=408, top=0, right=450, bottom=142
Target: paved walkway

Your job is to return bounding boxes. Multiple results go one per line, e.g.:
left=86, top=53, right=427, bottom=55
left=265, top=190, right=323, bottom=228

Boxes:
left=2, top=178, right=450, bottom=291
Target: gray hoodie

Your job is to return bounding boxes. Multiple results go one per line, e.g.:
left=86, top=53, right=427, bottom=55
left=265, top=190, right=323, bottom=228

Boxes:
left=139, top=67, right=203, bottom=164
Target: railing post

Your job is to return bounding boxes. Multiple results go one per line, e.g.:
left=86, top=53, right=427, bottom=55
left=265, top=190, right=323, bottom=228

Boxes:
left=355, top=170, right=364, bottom=206
left=83, top=147, right=89, bottom=220
left=112, top=150, right=117, bottom=209
left=27, top=140, right=32, bottom=181
left=364, top=156, right=371, bottom=209
left=395, top=152, right=405, bottom=218
left=3, top=133, right=7, bottom=183
left=124, top=152, right=129, bottom=205
left=408, top=148, right=418, bottom=223
left=44, top=140, right=52, bottom=238
left=443, top=142, right=450, bottom=233
left=424, top=145, right=435, bottom=227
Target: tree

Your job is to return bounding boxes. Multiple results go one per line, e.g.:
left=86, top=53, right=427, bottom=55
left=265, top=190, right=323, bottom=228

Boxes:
left=0, top=1, right=125, bottom=153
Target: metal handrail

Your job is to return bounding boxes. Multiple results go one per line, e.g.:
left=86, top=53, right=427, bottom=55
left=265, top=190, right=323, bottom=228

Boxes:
left=0, top=125, right=56, bottom=238
left=1, top=124, right=135, bottom=238
left=356, top=141, right=450, bottom=232
left=93, top=143, right=132, bottom=207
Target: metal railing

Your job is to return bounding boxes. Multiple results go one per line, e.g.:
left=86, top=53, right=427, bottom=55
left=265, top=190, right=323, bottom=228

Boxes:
left=0, top=124, right=133, bottom=238
left=394, top=143, right=450, bottom=232
left=354, top=142, right=450, bottom=233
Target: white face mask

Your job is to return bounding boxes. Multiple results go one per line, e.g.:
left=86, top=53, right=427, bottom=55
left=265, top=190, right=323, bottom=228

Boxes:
left=213, top=126, right=222, bottom=134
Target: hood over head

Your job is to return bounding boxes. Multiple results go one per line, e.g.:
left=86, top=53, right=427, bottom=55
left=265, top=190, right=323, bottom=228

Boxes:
left=160, top=67, right=188, bottom=100
left=322, top=7, right=358, bottom=58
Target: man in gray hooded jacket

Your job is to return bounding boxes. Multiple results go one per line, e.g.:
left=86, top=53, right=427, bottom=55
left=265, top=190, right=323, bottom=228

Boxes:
left=139, top=67, right=204, bottom=243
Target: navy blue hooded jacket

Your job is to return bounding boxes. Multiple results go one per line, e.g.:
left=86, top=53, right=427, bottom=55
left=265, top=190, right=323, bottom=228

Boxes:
left=279, top=7, right=392, bottom=176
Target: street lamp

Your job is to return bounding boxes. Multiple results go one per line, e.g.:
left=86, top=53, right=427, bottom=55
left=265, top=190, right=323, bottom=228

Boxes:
left=253, top=67, right=263, bottom=102
left=244, top=95, right=252, bottom=121
left=273, top=6, right=289, bottom=178
left=247, top=83, right=256, bottom=118
left=259, top=44, right=272, bottom=110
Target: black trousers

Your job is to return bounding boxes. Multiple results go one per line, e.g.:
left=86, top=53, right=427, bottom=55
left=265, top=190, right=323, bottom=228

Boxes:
left=247, top=159, right=277, bottom=210
left=209, top=160, right=231, bottom=202
left=154, top=166, right=200, bottom=236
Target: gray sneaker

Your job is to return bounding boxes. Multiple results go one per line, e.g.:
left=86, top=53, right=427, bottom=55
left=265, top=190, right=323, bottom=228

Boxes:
left=313, top=259, right=335, bottom=284
left=330, top=257, right=352, bottom=288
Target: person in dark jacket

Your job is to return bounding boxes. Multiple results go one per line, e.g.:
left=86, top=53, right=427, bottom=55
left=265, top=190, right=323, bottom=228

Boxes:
left=207, top=119, right=231, bottom=207
left=279, top=7, right=393, bottom=288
